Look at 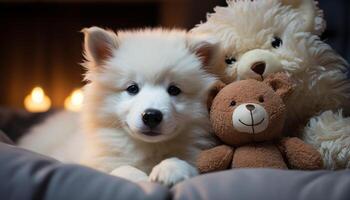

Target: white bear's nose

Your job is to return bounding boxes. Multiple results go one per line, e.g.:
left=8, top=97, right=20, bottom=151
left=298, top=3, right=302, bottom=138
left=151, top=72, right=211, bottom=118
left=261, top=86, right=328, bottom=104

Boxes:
left=237, top=49, right=280, bottom=80
left=251, top=62, right=266, bottom=75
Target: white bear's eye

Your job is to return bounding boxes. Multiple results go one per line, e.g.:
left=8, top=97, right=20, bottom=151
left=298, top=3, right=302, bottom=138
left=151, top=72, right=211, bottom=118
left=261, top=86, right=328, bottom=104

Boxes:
left=271, top=37, right=283, bottom=48
left=225, top=57, right=236, bottom=65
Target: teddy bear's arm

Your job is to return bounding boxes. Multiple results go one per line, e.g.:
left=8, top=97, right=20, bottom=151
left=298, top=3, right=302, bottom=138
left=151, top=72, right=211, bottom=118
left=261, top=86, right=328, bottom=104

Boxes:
left=278, top=137, right=323, bottom=170
left=196, top=145, right=234, bottom=173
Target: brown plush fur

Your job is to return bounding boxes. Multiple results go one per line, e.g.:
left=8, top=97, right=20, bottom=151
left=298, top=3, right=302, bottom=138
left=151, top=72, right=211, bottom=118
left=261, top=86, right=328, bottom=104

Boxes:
left=197, top=73, right=323, bottom=173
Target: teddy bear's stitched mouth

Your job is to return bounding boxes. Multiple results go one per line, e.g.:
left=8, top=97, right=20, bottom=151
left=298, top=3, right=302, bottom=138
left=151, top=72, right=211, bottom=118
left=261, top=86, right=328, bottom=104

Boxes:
left=238, top=117, right=265, bottom=127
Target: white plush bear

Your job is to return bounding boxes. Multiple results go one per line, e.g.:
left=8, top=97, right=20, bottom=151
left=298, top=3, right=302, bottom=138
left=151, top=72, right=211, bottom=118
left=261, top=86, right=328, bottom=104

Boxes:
left=192, top=0, right=350, bottom=169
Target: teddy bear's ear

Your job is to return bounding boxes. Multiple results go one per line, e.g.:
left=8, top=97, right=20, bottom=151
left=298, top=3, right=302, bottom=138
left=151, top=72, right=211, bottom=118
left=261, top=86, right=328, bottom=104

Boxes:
left=264, top=72, right=294, bottom=101
left=207, top=81, right=226, bottom=111
left=279, top=0, right=326, bottom=35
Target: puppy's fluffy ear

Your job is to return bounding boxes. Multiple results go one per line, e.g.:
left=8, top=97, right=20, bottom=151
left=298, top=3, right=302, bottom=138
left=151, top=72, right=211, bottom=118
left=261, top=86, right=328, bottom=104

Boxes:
left=207, top=81, right=226, bottom=112
left=264, top=72, right=294, bottom=102
left=82, top=27, right=118, bottom=65
left=280, top=0, right=325, bottom=35
left=187, top=35, right=221, bottom=68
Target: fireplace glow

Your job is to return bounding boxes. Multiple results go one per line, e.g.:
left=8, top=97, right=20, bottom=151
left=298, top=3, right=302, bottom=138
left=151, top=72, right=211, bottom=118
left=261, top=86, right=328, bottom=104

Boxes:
left=24, top=87, right=51, bottom=112
left=64, top=89, right=83, bottom=112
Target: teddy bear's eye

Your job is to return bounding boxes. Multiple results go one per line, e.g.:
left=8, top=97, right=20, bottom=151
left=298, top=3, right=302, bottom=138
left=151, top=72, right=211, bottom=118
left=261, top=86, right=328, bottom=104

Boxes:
left=271, top=37, right=283, bottom=48
left=258, top=96, right=264, bottom=103
left=225, top=57, right=236, bottom=65
left=230, top=100, right=236, bottom=107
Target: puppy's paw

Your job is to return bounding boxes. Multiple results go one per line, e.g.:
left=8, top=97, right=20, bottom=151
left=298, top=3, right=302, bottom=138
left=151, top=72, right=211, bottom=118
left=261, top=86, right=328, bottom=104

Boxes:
left=110, top=165, right=149, bottom=182
left=149, top=157, right=198, bottom=187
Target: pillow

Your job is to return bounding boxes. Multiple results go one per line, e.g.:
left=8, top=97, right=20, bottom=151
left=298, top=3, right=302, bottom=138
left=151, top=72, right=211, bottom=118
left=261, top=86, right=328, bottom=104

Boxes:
left=0, top=143, right=169, bottom=200
left=0, top=130, right=13, bottom=144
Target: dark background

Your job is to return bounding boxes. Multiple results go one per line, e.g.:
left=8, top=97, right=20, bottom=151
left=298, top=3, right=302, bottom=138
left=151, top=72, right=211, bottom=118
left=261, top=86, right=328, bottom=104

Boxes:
left=0, top=0, right=349, bottom=109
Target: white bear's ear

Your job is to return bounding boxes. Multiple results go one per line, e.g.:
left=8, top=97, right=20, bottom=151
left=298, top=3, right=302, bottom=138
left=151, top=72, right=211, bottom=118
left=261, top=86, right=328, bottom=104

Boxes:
left=187, top=35, right=221, bottom=69
left=82, top=26, right=119, bottom=65
left=280, top=0, right=326, bottom=35
left=264, top=72, right=294, bottom=101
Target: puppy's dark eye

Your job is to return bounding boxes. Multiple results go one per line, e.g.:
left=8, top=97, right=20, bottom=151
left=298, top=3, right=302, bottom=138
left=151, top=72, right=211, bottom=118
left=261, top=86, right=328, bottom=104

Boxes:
left=271, top=37, right=283, bottom=48
left=230, top=100, right=236, bottom=107
left=168, top=85, right=181, bottom=96
left=259, top=96, right=264, bottom=103
left=225, top=57, right=236, bottom=65
left=126, top=84, right=139, bottom=95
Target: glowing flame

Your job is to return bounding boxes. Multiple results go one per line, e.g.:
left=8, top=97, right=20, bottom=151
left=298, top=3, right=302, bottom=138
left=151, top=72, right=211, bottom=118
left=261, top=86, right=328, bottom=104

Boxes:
left=71, top=90, right=84, bottom=105
left=24, top=87, right=51, bottom=112
left=31, top=87, right=45, bottom=103
left=65, top=89, right=84, bottom=112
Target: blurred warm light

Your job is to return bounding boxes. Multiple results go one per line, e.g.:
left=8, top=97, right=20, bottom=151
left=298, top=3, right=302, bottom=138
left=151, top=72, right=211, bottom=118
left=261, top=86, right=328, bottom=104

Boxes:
left=24, top=87, right=51, bottom=112
left=64, top=89, right=84, bottom=112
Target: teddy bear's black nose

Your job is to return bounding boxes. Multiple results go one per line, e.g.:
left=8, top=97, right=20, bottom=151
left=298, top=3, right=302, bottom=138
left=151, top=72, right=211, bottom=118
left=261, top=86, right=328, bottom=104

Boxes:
left=251, top=62, right=266, bottom=75
left=246, top=104, right=255, bottom=111
left=142, top=109, right=163, bottom=129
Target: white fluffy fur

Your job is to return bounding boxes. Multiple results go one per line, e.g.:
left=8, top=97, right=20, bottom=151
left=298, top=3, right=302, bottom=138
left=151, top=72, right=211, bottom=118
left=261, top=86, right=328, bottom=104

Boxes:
left=20, top=28, right=223, bottom=185
left=82, top=28, right=224, bottom=185
left=192, top=0, right=350, bottom=169
left=80, top=28, right=220, bottom=174
left=19, top=111, right=83, bottom=162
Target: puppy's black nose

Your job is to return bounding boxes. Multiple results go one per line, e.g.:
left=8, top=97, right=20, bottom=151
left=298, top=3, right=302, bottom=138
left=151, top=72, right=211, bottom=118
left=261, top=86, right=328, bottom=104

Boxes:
left=251, top=62, right=266, bottom=75
left=246, top=104, right=255, bottom=111
left=142, top=109, right=163, bottom=129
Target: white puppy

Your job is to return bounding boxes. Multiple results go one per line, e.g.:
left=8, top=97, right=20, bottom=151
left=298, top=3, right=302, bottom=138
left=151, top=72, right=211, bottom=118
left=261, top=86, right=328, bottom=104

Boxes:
left=20, top=27, right=225, bottom=186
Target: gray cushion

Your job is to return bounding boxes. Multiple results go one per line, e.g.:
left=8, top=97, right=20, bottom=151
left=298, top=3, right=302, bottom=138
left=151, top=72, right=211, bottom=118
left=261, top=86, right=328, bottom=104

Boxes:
left=172, top=168, right=350, bottom=200
left=1, top=143, right=350, bottom=200
left=0, top=143, right=169, bottom=200
left=0, top=130, right=13, bottom=144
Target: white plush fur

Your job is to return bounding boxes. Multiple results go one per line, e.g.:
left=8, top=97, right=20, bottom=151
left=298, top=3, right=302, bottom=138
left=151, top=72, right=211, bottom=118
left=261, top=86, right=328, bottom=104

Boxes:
left=303, top=110, right=350, bottom=169
left=20, top=28, right=223, bottom=185
left=192, top=0, right=350, bottom=169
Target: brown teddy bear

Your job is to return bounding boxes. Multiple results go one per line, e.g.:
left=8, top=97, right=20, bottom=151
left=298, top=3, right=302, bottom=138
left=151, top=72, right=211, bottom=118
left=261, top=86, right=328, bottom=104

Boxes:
left=197, top=73, right=323, bottom=173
